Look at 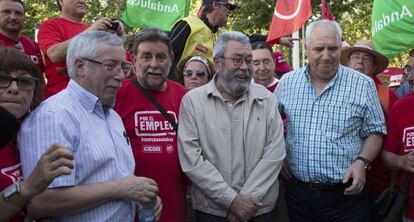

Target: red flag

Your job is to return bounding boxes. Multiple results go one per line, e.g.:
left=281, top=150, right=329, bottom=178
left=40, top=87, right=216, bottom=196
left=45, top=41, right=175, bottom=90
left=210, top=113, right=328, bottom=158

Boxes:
left=321, top=0, right=335, bottom=20
left=267, top=0, right=312, bottom=45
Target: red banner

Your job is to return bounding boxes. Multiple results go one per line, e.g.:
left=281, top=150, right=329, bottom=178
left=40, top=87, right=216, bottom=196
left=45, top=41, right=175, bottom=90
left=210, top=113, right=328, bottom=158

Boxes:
left=267, top=0, right=312, bottom=45
left=321, top=0, right=335, bottom=20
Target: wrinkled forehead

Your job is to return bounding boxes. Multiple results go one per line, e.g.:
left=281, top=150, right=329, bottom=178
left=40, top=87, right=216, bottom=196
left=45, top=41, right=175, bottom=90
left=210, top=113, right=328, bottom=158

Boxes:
left=225, top=41, right=252, bottom=56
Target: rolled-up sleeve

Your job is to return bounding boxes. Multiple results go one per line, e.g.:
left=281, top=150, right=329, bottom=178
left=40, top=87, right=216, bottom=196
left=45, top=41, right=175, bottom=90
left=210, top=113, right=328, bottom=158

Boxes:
left=360, top=81, right=387, bottom=137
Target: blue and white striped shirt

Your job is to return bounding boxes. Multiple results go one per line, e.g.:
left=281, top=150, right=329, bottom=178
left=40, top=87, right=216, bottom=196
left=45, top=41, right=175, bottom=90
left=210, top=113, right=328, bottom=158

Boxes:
left=18, top=80, right=136, bottom=222
left=275, top=65, right=386, bottom=183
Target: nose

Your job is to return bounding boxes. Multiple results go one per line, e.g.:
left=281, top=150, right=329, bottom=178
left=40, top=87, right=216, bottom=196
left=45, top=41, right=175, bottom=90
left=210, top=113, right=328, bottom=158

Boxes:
left=7, top=80, right=20, bottom=95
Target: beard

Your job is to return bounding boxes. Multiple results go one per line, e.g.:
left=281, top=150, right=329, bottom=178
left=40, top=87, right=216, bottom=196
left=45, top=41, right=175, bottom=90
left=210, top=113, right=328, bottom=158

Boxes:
left=218, top=64, right=252, bottom=97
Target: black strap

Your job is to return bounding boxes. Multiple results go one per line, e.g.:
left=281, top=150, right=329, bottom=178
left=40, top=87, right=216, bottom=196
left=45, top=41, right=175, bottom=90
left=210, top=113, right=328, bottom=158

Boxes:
left=131, top=78, right=178, bottom=132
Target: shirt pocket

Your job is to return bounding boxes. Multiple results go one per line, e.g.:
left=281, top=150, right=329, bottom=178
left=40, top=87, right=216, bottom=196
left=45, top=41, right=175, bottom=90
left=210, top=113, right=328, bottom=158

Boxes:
left=323, top=103, right=363, bottom=140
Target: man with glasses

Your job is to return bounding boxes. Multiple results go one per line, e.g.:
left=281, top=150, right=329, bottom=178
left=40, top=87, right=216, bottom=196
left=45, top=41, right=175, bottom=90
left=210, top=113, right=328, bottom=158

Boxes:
left=396, top=49, right=414, bottom=98
left=18, top=31, right=162, bottom=221
left=114, top=28, right=187, bottom=222
left=168, top=0, right=237, bottom=80
left=340, top=39, right=398, bottom=221
left=178, top=31, right=285, bottom=222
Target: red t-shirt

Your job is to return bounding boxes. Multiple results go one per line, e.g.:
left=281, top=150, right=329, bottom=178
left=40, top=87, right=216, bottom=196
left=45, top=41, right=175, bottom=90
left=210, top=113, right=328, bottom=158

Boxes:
left=114, top=79, right=187, bottom=222
left=38, top=17, right=89, bottom=98
left=0, top=33, right=45, bottom=72
left=383, top=94, right=414, bottom=219
left=0, top=143, right=24, bottom=222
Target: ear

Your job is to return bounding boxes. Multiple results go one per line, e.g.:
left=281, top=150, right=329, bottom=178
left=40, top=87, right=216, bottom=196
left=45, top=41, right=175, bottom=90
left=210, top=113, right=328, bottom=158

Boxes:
left=170, top=52, right=175, bottom=63
left=74, top=58, right=86, bottom=78
left=213, top=56, right=222, bottom=73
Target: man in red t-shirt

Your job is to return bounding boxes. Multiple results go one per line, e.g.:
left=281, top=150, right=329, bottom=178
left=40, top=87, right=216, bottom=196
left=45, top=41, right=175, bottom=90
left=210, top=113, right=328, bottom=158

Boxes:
left=341, top=39, right=398, bottom=221
left=114, top=28, right=187, bottom=222
left=0, top=0, right=45, bottom=102
left=38, top=0, right=124, bottom=97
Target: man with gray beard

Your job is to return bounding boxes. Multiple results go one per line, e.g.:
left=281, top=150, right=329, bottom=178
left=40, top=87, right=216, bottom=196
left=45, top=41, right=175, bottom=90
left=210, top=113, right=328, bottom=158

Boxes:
left=178, top=31, right=286, bottom=222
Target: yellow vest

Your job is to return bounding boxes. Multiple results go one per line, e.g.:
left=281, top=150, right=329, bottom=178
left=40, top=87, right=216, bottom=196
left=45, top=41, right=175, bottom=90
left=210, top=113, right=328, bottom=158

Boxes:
left=179, top=16, right=217, bottom=64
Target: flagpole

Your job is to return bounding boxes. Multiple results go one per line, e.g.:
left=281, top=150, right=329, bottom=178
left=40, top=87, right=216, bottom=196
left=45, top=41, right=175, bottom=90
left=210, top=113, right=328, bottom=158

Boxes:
left=302, top=25, right=306, bottom=66
left=292, top=31, right=300, bottom=70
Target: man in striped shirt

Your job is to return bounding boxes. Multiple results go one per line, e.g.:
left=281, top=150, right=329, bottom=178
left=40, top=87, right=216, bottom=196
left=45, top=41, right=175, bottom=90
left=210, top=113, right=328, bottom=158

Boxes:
left=275, top=20, right=386, bottom=222
left=18, top=31, right=161, bottom=222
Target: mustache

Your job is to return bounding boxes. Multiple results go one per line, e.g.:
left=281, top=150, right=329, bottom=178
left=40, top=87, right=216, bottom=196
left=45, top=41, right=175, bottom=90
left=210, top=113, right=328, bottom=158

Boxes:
left=146, top=68, right=163, bottom=75
left=234, top=70, right=251, bottom=78
left=107, top=80, right=121, bottom=88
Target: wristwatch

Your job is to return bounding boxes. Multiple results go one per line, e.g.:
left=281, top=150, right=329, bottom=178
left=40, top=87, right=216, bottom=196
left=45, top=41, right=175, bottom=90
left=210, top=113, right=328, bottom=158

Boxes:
left=355, top=156, right=372, bottom=170
left=2, top=181, right=28, bottom=206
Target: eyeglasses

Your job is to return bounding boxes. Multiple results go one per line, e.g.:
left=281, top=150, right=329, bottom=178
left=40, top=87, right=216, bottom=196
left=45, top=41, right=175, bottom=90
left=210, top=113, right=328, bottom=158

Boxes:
left=183, top=70, right=207, bottom=78
left=403, top=65, right=414, bottom=75
left=349, top=54, right=374, bottom=63
left=83, top=58, right=132, bottom=77
left=0, top=73, right=38, bottom=90
left=220, top=56, right=253, bottom=67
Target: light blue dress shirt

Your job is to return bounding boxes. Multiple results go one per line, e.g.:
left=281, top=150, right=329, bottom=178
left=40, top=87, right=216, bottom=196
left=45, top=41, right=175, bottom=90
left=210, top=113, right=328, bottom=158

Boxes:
left=275, top=65, right=386, bottom=183
left=18, top=80, right=136, bottom=222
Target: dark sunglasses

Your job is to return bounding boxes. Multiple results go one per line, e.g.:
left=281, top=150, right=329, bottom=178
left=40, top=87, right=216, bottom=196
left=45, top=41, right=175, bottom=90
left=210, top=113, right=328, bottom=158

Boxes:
left=183, top=70, right=207, bottom=78
left=0, top=74, right=38, bottom=90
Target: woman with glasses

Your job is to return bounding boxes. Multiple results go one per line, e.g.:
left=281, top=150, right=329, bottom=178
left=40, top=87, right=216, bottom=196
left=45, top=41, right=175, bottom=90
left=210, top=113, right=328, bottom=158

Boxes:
left=176, top=55, right=214, bottom=91
left=0, top=47, right=74, bottom=222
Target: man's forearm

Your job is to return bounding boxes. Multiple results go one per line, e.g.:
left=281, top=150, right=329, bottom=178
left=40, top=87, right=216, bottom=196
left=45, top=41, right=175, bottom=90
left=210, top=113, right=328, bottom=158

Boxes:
left=359, top=133, right=384, bottom=161
left=26, top=180, right=119, bottom=219
left=46, top=39, right=71, bottom=63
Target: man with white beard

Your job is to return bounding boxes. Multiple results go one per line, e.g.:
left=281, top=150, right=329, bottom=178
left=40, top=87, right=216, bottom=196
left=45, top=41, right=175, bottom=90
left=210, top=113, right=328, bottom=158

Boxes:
left=178, top=31, right=286, bottom=222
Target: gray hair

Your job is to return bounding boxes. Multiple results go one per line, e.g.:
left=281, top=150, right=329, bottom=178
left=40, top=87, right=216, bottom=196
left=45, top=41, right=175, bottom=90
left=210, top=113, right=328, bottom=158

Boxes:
left=305, top=20, right=342, bottom=46
left=67, top=31, right=123, bottom=79
left=213, top=31, right=250, bottom=58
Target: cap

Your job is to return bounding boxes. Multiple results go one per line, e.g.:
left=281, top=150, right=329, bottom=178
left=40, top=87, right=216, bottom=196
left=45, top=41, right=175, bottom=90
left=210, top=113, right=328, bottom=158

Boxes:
left=203, top=0, right=237, bottom=11
left=273, top=52, right=293, bottom=75
left=378, top=67, right=404, bottom=87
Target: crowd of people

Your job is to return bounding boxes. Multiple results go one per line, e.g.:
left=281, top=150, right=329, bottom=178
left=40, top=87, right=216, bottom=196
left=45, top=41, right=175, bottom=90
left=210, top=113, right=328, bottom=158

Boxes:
left=1, top=0, right=414, bottom=222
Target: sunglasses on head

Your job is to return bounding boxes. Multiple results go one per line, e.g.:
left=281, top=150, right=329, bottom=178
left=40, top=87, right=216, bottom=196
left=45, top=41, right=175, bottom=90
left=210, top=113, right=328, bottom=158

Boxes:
left=0, top=73, right=38, bottom=90
left=183, top=70, right=207, bottom=78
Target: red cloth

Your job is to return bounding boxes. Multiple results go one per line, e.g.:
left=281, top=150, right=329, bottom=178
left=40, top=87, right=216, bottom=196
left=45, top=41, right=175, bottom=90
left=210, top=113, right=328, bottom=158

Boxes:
left=321, top=0, right=335, bottom=20
left=0, top=33, right=45, bottom=72
left=383, top=94, right=414, bottom=220
left=114, top=79, right=187, bottom=222
left=267, top=0, right=312, bottom=45
left=0, top=143, right=24, bottom=222
left=38, top=17, right=89, bottom=98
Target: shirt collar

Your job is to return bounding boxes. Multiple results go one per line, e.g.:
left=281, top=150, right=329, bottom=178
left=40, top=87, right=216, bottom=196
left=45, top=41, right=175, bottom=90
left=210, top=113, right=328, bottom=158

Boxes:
left=303, top=64, right=341, bottom=86
left=67, top=80, right=107, bottom=115
left=201, top=14, right=219, bottom=33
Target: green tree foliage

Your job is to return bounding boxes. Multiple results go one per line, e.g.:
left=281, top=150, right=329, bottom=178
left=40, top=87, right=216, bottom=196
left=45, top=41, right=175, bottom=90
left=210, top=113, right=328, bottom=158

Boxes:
left=21, top=0, right=406, bottom=65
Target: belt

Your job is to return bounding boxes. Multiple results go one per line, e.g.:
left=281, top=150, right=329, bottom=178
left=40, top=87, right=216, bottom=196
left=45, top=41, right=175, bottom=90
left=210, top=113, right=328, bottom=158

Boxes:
left=292, top=177, right=348, bottom=191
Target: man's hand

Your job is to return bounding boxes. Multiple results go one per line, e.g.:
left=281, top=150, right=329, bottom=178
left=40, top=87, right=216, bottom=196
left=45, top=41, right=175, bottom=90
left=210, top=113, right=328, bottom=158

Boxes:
left=86, top=18, right=112, bottom=32
left=278, top=37, right=300, bottom=48
left=228, top=194, right=263, bottom=222
left=116, top=176, right=159, bottom=202
left=342, top=160, right=366, bottom=195
left=21, top=144, right=74, bottom=200
left=398, top=151, right=414, bottom=173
